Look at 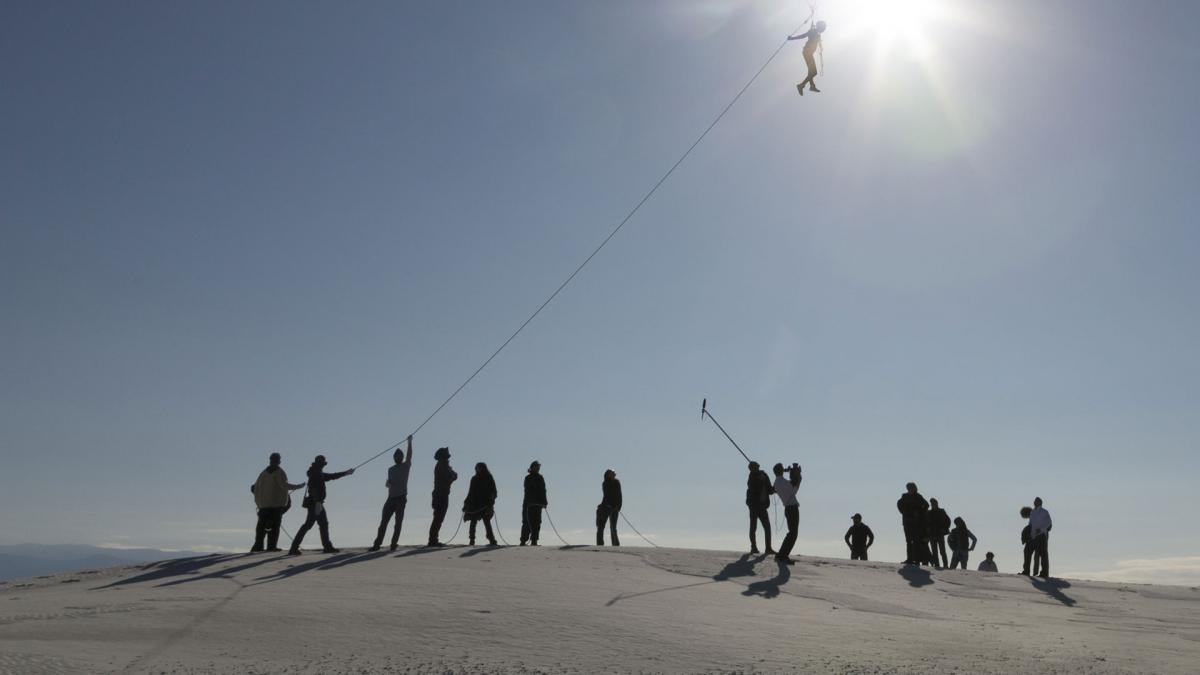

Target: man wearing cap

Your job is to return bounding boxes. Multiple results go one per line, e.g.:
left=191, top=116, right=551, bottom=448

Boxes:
left=427, top=447, right=458, bottom=547
left=370, top=435, right=413, bottom=552
left=844, top=513, right=875, bottom=561
left=288, top=455, right=354, bottom=555
left=746, top=461, right=775, bottom=555
left=520, top=461, right=547, bottom=546
left=250, top=452, right=306, bottom=552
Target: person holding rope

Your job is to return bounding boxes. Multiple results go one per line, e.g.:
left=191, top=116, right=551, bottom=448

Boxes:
left=746, top=461, right=775, bottom=556
left=787, top=19, right=826, bottom=96
left=427, top=447, right=458, bottom=547
left=463, top=462, right=499, bottom=546
left=596, top=469, right=622, bottom=546
left=250, top=452, right=305, bottom=553
left=370, top=435, right=413, bottom=552
left=520, top=460, right=547, bottom=546
left=288, top=455, right=354, bottom=555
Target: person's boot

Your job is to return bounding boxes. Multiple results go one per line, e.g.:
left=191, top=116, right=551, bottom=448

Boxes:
left=520, top=541, right=527, bottom=546
left=287, top=548, right=301, bottom=556
left=488, top=538, right=498, bottom=546
left=531, top=540, right=538, bottom=546
left=809, top=85, right=820, bottom=93
left=797, top=83, right=805, bottom=96
left=390, top=542, right=398, bottom=552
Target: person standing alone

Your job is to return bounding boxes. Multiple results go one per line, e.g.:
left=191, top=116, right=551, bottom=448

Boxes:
left=596, top=469, right=622, bottom=546
left=746, top=461, right=775, bottom=555
left=520, top=461, right=547, bottom=546
left=772, top=462, right=803, bottom=565
left=844, top=513, right=875, bottom=561
left=370, top=435, right=413, bottom=552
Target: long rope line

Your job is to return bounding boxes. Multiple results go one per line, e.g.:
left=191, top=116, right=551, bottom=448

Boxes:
left=350, top=22, right=807, bottom=473
left=619, top=511, right=661, bottom=548
left=542, top=506, right=572, bottom=546
left=492, top=513, right=512, bottom=546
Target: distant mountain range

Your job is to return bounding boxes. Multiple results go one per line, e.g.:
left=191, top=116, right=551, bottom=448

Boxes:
left=0, top=544, right=197, bottom=582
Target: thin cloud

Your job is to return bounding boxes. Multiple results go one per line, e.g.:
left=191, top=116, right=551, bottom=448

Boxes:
left=1064, top=556, right=1200, bottom=587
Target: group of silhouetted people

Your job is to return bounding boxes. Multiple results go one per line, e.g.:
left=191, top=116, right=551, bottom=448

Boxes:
left=250, top=440, right=625, bottom=554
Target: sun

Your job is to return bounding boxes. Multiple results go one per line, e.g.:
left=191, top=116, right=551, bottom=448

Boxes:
left=840, top=0, right=947, bottom=60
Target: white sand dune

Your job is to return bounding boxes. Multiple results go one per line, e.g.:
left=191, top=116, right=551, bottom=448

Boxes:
left=1, top=546, right=1198, bottom=674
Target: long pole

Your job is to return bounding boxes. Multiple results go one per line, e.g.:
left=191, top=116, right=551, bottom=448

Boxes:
left=701, top=399, right=753, bottom=464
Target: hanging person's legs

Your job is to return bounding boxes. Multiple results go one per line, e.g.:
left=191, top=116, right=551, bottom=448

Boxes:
left=798, top=51, right=819, bottom=95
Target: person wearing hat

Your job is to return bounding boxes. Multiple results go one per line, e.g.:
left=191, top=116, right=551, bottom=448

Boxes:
left=370, top=435, right=413, bottom=552
left=250, top=452, right=306, bottom=552
left=844, top=513, right=875, bottom=561
left=746, top=461, right=775, bottom=555
left=520, top=461, right=547, bottom=546
left=426, top=446, right=458, bottom=547
left=288, top=455, right=354, bottom=555
left=596, top=469, right=622, bottom=546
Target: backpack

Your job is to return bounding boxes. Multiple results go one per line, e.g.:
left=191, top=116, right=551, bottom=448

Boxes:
left=947, top=530, right=960, bottom=549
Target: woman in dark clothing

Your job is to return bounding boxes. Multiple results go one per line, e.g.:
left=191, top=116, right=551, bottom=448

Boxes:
left=596, top=469, right=622, bottom=546
left=462, top=462, right=498, bottom=546
left=948, top=516, right=978, bottom=569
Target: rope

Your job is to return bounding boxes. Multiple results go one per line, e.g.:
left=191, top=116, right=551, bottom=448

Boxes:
left=442, top=515, right=464, bottom=545
left=492, top=513, right=512, bottom=546
left=619, top=511, right=661, bottom=548
left=542, top=506, right=572, bottom=546
left=349, top=18, right=809, bottom=473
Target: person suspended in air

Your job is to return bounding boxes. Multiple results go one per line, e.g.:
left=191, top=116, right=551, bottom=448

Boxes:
left=787, top=20, right=826, bottom=96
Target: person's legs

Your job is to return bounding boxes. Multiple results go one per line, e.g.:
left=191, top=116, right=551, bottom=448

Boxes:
left=931, top=535, right=947, bottom=568
left=265, top=507, right=284, bottom=550
left=428, top=499, right=448, bottom=545
left=609, top=510, right=620, bottom=547
left=290, top=505, right=319, bottom=553
left=468, top=518, right=478, bottom=545
left=373, top=498, right=395, bottom=549
left=390, top=496, right=407, bottom=547
left=595, top=506, right=607, bottom=545
left=902, top=524, right=917, bottom=563
left=483, top=515, right=497, bottom=545
left=529, top=507, right=542, bottom=545
left=1035, top=535, right=1050, bottom=577
left=777, top=505, right=799, bottom=560
left=316, top=506, right=334, bottom=551
left=521, top=506, right=532, bottom=545
left=754, top=507, right=773, bottom=553
left=253, top=509, right=270, bottom=551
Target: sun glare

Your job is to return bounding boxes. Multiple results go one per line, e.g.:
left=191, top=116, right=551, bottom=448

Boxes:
left=843, top=0, right=946, bottom=59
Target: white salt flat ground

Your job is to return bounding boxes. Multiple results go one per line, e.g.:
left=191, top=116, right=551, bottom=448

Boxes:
left=1, top=545, right=1198, bottom=674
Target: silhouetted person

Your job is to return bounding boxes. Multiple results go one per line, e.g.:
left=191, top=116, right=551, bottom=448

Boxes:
left=462, top=462, right=498, bottom=546
left=520, top=461, right=546, bottom=546
left=927, top=497, right=951, bottom=569
left=596, top=469, right=622, bottom=546
left=1019, top=506, right=1040, bottom=576
left=947, top=516, right=977, bottom=569
left=746, top=461, right=775, bottom=555
left=427, top=447, right=458, bottom=547
left=978, top=551, right=998, bottom=573
left=288, top=455, right=354, bottom=555
left=787, top=20, right=827, bottom=95
left=370, top=435, right=413, bottom=552
left=897, top=482, right=930, bottom=565
left=250, top=452, right=305, bottom=552
left=772, top=462, right=802, bottom=565
left=844, top=513, right=875, bottom=561
left=1029, top=496, right=1053, bottom=578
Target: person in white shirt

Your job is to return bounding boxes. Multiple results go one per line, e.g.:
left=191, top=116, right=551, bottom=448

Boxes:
left=977, top=551, right=999, bottom=573
left=771, top=462, right=802, bottom=565
left=1028, top=497, right=1053, bottom=579
left=370, top=435, right=413, bottom=552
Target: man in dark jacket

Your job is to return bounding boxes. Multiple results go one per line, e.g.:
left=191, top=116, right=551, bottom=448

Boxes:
left=520, top=461, right=547, bottom=546
left=844, top=513, right=875, bottom=560
left=596, top=469, right=622, bottom=546
left=746, top=462, right=775, bottom=555
left=897, top=482, right=930, bottom=565
left=1019, top=505, right=1040, bottom=576
left=288, top=455, right=354, bottom=555
left=427, top=447, right=458, bottom=547
left=927, top=498, right=952, bottom=568
left=250, top=452, right=306, bottom=552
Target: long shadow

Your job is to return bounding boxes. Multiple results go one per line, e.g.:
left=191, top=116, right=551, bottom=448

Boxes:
left=92, top=554, right=245, bottom=590
left=898, top=565, right=934, bottom=588
left=319, top=550, right=390, bottom=570
left=249, top=552, right=356, bottom=586
left=743, top=560, right=791, bottom=599
left=1031, top=577, right=1077, bottom=607
left=606, top=580, right=717, bottom=606
left=395, top=546, right=456, bottom=558
left=157, top=554, right=289, bottom=588
left=460, top=545, right=514, bottom=558
left=558, top=545, right=589, bottom=551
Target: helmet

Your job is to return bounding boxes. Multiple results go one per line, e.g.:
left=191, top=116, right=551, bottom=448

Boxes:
left=815, top=20, right=827, bottom=31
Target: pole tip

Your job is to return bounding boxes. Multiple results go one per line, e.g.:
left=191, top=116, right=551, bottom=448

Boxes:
left=701, top=398, right=707, bottom=418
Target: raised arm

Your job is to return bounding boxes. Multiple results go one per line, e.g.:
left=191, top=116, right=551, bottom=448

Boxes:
left=404, top=435, right=413, bottom=465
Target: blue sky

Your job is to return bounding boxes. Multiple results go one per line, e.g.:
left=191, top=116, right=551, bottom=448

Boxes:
left=3, top=0, right=1198, bottom=583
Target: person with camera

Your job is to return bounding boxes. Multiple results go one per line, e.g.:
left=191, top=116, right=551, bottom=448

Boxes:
left=250, top=452, right=306, bottom=552
left=288, top=455, right=354, bottom=555
left=771, top=462, right=802, bottom=565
